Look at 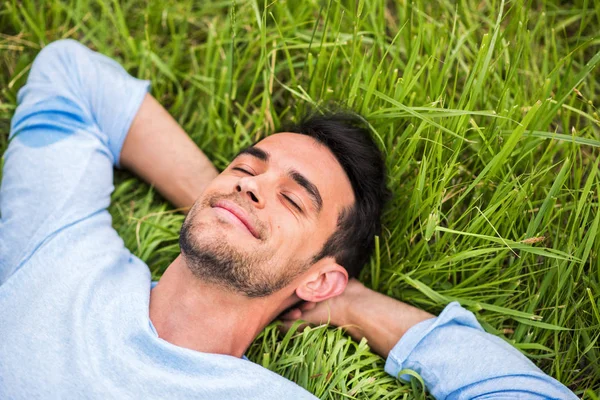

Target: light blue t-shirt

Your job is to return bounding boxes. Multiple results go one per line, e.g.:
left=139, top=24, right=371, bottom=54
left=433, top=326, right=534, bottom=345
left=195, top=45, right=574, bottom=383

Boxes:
left=0, top=40, right=577, bottom=399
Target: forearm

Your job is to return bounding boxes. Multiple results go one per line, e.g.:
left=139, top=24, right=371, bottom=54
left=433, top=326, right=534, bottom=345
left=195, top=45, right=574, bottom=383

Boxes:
left=120, top=94, right=218, bottom=211
left=337, top=283, right=577, bottom=399
left=283, top=280, right=576, bottom=398
left=380, top=302, right=578, bottom=399
left=340, top=284, right=433, bottom=358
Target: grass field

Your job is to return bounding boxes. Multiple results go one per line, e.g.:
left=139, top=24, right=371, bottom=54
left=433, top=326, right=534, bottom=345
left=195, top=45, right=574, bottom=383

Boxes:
left=1, top=0, right=599, bottom=398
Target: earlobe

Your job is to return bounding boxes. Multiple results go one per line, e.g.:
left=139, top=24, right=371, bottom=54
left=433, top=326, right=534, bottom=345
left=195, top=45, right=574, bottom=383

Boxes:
left=296, top=264, right=348, bottom=303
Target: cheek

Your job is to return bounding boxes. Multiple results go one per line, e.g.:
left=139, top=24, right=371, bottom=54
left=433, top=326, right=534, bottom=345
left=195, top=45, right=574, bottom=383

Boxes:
left=271, top=216, right=299, bottom=248
left=271, top=217, right=317, bottom=257
left=194, top=177, right=238, bottom=206
left=204, top=176, right=234, bottom=194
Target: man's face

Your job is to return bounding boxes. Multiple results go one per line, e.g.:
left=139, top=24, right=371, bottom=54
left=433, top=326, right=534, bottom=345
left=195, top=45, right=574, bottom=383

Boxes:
left=179, top=132, right=355, bottom=297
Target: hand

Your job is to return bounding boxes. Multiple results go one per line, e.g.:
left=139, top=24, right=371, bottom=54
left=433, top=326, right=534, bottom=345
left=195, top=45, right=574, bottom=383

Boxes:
left=278, top=278, right=366, bottom=332
left=278, top=278, right=434, bottom=357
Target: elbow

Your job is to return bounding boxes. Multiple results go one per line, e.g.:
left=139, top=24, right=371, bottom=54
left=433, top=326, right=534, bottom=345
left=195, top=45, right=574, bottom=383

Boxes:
left=27, top=39, right=90, bottom=88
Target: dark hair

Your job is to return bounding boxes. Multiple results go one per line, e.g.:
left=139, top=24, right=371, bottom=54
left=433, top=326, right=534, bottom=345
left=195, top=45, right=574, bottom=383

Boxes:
left=286, top=111, right=391, bottom=278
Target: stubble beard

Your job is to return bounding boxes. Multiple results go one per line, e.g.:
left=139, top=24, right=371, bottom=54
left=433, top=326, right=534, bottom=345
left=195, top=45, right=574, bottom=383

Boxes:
left=178, top=193, right=309, bottom=298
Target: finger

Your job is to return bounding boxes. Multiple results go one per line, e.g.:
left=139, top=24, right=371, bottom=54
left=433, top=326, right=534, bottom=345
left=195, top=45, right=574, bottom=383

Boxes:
left=277, top=320, right=294, bottom=334
left=277, top=320, right=309, bottom=334
left=299, top=301, right=317, bottom=311
left=279, top=308, right=302, bottom=320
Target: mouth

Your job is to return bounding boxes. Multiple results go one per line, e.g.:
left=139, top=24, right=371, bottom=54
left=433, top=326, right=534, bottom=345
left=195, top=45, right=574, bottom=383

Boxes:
left=212, top=200, right=261, bottom=239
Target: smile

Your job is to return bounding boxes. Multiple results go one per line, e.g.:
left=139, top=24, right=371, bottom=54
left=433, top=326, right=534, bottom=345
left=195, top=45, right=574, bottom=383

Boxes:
left=212, top=200, right=260, bottom=239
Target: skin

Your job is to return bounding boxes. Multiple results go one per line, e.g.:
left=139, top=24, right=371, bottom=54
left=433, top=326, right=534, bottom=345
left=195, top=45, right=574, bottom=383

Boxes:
left=149, top=132, right=356, bottom=357
left=122, top=94, right=433, bottom=359
left=178, top=133, right=356, bottom=296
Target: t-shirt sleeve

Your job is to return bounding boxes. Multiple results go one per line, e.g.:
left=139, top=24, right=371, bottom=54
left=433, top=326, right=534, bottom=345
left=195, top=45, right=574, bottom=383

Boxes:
left=0, top=39, right=150, bottom=284
left=384, top=302, right=578, bottom=399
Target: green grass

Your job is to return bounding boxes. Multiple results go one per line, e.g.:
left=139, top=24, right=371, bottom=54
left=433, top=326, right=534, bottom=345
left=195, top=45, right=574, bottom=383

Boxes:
left=1, top=0, right=599, bottom=398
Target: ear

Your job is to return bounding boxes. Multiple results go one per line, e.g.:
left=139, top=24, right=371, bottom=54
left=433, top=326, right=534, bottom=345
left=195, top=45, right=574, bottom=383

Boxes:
left=295, top=259, right=348, bottom=303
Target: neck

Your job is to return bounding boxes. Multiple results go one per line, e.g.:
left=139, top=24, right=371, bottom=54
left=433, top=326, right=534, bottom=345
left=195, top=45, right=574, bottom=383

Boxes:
left=149, top=255, right=297, bottom=358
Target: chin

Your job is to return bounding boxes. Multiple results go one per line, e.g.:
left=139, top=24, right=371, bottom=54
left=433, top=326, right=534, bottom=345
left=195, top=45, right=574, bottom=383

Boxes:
left=183, top=217, right=250, bottom=257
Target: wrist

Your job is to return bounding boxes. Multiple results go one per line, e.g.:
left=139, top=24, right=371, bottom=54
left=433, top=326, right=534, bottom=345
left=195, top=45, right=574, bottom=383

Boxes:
left=334, top=279, right=370, bottom=328
left=334, top=281, right=436, bottom=356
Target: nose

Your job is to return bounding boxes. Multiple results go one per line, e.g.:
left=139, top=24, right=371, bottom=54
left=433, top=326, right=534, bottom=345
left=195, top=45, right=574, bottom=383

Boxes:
left=236, top=177, right=265, bottom=208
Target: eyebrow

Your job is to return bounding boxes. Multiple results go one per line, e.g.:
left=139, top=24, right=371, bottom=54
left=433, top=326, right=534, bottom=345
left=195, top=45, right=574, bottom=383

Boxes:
left=288, top=170, right=323, bottom=213
left=234, top=146, right=269, bottom=162
left=233, top=145, right=323, bottom=213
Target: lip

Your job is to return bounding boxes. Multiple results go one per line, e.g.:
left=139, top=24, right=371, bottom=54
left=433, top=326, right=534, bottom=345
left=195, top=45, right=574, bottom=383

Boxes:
left=213, top=200, right=260, bottom=239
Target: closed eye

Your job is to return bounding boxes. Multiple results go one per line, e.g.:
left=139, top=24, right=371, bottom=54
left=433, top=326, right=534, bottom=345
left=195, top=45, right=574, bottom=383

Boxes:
left=233, top=167, right=253, bottom=175
left=282, top=194, right=302, bottom=212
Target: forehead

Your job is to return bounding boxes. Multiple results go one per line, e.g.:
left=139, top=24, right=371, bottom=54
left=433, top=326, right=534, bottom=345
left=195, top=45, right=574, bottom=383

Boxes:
left=252, top=132, right=355, bottom=214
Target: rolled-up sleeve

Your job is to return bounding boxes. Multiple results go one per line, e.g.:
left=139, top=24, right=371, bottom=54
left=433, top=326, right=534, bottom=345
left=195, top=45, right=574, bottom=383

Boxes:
left=0, top=40, right=149, bottom=283
left=384, top=302, right=577, bottom=399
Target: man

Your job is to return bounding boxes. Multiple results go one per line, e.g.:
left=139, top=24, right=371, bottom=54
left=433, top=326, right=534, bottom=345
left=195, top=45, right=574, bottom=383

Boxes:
left=0, top=40, right=577, bottom=399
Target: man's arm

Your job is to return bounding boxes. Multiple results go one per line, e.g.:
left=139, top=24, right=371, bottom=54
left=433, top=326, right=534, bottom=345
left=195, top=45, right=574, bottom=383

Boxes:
left=120, top=94, right=218, bottom=211
left=1, top=39, right=215, bottom=284
left=281, top=279, right=578, bottom=399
